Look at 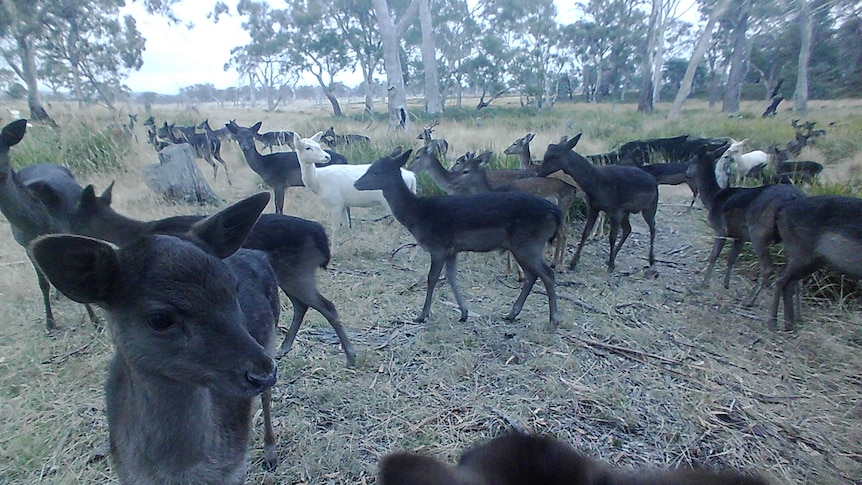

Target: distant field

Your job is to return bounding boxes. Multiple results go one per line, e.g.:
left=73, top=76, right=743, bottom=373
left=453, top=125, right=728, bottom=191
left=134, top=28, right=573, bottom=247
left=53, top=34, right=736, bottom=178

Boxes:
left=0, top=97, right=860, bottom=484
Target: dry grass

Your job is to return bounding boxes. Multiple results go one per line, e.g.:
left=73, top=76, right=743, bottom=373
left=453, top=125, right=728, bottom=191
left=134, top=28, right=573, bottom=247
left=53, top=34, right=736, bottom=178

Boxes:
left=0, top=98, right=861, bottom=484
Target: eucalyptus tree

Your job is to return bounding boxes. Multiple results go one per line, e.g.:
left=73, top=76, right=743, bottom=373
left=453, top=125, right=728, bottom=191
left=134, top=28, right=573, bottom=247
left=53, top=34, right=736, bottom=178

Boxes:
left=721, top=0, right=752, bottom=114
left=282, top=0, right=353, bottom=116
left=431, top=0, right=481, bottom=108
left=638, top=0, right=663, bottom=112
left=477, top=0, right=560, bottom=108
left=40, top=0, right=145, bottom=109
left=372, top=0, right=419, bottom=130
left=668, top=0, right=733, bottom=119
left=221, top=0, right=294, bottom=112
left=330, top=0, right=382, bottom=113
left=0, top=0, right=174, bottom=122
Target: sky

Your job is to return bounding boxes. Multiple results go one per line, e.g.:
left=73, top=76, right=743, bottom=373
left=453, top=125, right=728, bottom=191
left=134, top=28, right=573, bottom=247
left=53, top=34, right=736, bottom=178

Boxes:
left=121, top=0, right=701, bottom=95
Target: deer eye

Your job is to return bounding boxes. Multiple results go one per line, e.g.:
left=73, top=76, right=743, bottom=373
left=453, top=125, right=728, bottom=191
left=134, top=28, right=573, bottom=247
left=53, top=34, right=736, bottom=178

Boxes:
left=146, top=312, right=175, bottom=332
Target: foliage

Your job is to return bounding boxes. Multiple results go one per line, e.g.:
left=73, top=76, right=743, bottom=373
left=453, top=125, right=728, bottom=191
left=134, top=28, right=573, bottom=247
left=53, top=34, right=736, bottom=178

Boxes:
left=9, top=123, right=128, bottom=174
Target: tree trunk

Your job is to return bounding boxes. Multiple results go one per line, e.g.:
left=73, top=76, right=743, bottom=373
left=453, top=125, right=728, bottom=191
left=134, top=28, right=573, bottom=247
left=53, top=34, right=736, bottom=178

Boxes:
left=651, top=15, right=667, bottom=103
left=794, top=0, right=812, bottom=116
left=638, top=0, right=662, bottom=113
left=722, top=1, right=750, bottom=114
left=15, top=35, right=55, bottom=126
left=668, top=0, right=732, bottom=120
left=324, top=89, right=344, bottom=116
left=419, top=0, right=442, bottom=114
left=373, top=0, right=412, bottom=130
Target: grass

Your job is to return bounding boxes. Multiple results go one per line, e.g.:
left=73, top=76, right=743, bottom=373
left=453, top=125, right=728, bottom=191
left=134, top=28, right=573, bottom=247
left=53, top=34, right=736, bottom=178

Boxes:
left=0, top=97, right=861, bottom=484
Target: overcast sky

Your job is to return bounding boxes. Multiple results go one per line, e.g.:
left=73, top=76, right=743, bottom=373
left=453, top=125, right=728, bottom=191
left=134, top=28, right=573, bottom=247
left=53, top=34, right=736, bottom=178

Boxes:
left=122, top=0, right=700, bottom=95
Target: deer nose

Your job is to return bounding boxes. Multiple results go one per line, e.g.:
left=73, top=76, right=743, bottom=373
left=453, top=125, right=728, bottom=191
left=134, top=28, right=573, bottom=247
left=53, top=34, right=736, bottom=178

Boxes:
left=246, top=357, right=277, bottom=389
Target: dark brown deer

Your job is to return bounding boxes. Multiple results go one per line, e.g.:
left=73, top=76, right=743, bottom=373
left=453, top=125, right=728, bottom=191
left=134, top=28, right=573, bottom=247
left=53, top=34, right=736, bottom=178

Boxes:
left=226, top=121, right=347, bottom=214
left=448, top=149, right=577, bottom=270
left=0, top=119, right=98, bottom=330
left=164, top=121, right=231, bottom=185
left=379, top=432, right=769, bottom=485
left=31, top=193, right=279, bottom=484
left=538, top=134, right=658, bottom=272
left=321, top=126, right=371, bottom=148
left=770, top=195, right=862, bottom=330
left=354, top=149, right=561, bottom=330
left=417, top=121, right=449, bottom=159
left=71, top=183, right=357, bottom=365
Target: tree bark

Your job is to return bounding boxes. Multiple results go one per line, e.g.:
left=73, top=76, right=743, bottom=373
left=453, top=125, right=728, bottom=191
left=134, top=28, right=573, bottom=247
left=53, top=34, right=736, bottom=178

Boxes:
left=419, top=0, right=442, bottom=114
left=638, top=0, right=662, bottom=113
left=372, top=0, right=419, bottom=130
left=794, top=0, right=812, bottom=116
left=668, top=0, right=733, bottom=119
left=722, top=0, right=751, bottom=114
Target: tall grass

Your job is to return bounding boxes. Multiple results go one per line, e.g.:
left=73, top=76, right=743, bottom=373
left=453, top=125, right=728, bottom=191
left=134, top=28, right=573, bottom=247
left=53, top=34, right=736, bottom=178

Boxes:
left=10, top=122, right=129, bottom=174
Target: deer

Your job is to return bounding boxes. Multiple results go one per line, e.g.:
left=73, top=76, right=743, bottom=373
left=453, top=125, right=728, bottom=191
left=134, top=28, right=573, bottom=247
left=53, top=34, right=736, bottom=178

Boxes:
left=447, top=149, right=577, bottom=270
left=687, top=144, right=805, bottom=300
left=30, top=193, right=280, bottom=483
left=770, top=195, right=862, bottom=331
left=417, top=121, right=449, bottom=159
left=293, top=132, right=415, bottom=252
left=0, top=119, right=99, bottom=330
left=71, top=182, right=357, bottom=366
left=254, top=126, right=295, bottom=153
left=379, top=432, right=770, bottom=485
left=354, top=148, right=561, bottom=330
left=639, top=162, right=699, bottom=208
left=321, top=126, right=371, bottom=148
left=538, top=134, right=658, bottom=273
left=164, top=121, right=232, bottom=185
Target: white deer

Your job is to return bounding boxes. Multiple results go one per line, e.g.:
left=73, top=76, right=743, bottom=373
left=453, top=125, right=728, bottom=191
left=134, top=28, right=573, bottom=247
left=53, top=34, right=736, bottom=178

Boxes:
left=293, top=132, right=416, bottom=251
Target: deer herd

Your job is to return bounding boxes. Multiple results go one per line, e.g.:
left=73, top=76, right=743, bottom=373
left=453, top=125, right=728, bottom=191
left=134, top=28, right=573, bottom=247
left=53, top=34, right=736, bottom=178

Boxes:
left=0, top=111, right=852, bottom=484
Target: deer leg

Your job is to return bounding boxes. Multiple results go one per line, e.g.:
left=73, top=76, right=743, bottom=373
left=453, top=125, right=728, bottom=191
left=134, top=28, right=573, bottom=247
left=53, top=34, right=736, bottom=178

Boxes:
left=702, top=236, right=726, bottom=289
left=35, top=265, right=55, bottom=330
left=214, top=151, right=231, bottom=185
left=444, top=254, right=470, bottom=322
left=605, top=213, right=622, bottom=272
left=723, top=239, right=745, bottom=289
left=570, top=209, right=599, bottom=270
left=643, top=209, right=657, bottom=267
left=273, top=187, right=285, bottom=215
left=418, top=255, right=446, bottom=323
left=745, top=243, right=773, bottom=307
left=260, top=389, right=278, bottom=470
left=276, top=295, right=308, bottom=358
left=204, top=153, right=219, bottom=180
left=506, top=265, right=537, bottom=323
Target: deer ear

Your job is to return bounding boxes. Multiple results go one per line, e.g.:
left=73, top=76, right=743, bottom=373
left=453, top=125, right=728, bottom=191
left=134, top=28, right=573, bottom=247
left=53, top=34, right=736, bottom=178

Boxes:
left=526, top=133, right=535, bottom=142
left=389, top=146, right=403, bottom=157
left=477, top=151, right=493, bottom=165
left=189, top=192, right=270, bottom=259
left=100, top=181, right=114, bottom=204
left=292, top=132, right=302, bottom=148
left=251, top=121, right=263, bottom=133
left=565, top=133, right=582, bottom=150
left=311, top=131, right=324, bottom=142
left=394, top=149, right=412, bottom=168
left=1, top=119, right=28, bottom=147
left=30, top=235, right=119, bottom=305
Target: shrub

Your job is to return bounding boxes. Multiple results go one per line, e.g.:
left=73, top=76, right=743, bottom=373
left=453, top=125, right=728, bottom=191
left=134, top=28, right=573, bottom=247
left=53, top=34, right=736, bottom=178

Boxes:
left=10, top=122, right=128, bottom=175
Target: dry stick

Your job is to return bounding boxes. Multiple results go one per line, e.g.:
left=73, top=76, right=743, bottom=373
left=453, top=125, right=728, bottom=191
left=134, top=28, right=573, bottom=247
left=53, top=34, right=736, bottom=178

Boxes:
left=41, top=342, right=92, bottom=365
left=487, top=406, right=527, bottom=433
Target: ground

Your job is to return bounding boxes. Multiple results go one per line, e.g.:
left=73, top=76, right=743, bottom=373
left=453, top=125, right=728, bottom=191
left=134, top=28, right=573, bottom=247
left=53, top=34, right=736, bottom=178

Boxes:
left=0, top=133, right=860, bottom=485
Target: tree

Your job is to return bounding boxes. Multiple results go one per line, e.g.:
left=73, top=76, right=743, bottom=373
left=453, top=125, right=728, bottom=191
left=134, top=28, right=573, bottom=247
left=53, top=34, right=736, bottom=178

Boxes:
left=0, top=0, right=175, bottom=122
left=721, top=0, right=751, bottom=114
left=638, top=0, right=663, bottom=112
left=793, top=0, right=812, bottom=115
left=668, top=0, right=733, bottom=119
left=372, top=0, right=419, bottom=130
left=418, top=0, right=442, bottom=113
left=40, top=0, right=145, bottom=109
left=331, top=0, right=383, bottom=113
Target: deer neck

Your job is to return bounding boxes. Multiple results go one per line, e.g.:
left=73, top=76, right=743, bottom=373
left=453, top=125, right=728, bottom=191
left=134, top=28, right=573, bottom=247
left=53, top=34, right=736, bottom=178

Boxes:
left=423, top=155, right=456, bottom=192
left=297, top=161, right=321, bottom=194
left=378, top=171, right=421, bottom=229
left=0, top=171, right=67, bottom=241
left=106, top=354, right=252, bottom=484
left=518, top=147, right=532, bottom=170
left=559, top=152, right=602, bottom=198
left=695, top=157, right=721, bottom=212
